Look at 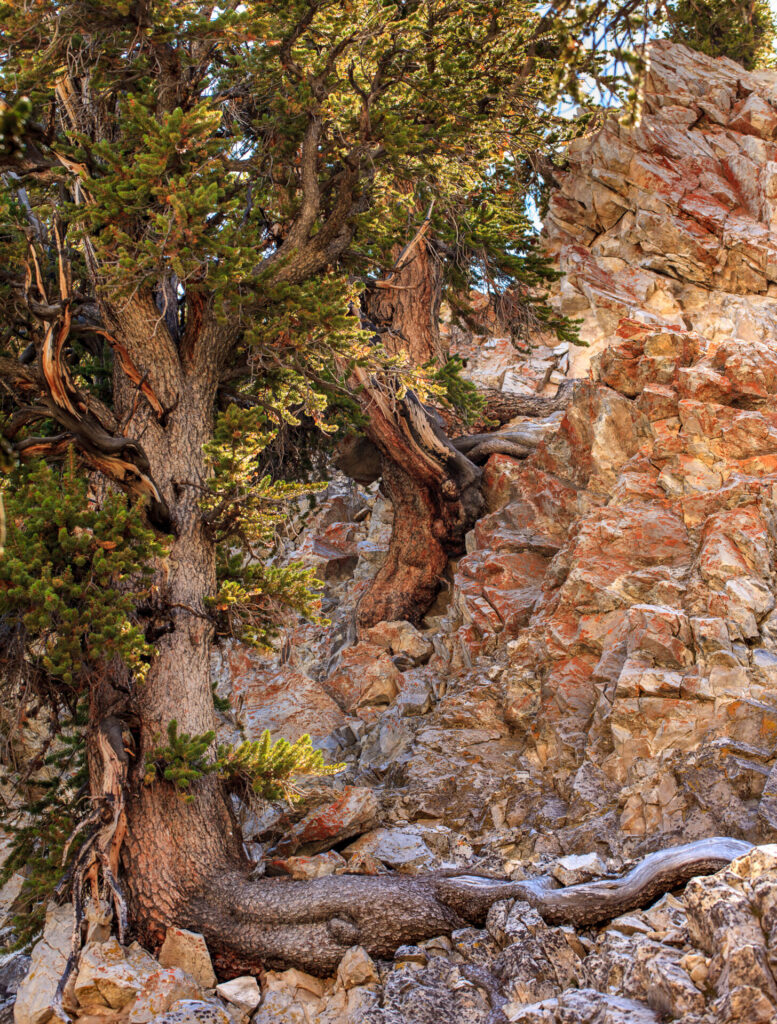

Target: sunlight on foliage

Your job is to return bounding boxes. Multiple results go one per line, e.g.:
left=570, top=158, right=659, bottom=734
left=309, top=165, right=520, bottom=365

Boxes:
left=144, top=720, right=345, bottom=804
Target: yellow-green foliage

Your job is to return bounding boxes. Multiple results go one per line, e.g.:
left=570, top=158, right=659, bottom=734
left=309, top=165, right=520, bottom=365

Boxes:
left=216, top=731, right=345, bottom=802
left=666, top=0, right=776, bottom=69
left=144, top=720, right=344, bottom=803
left=203, top=403, right=327, bottom=646
left=0, top=458, right=164, bottom=950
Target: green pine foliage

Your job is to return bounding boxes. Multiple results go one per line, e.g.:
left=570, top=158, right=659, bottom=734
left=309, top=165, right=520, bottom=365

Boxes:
left=0, top=458, right=164, bottom=948
left=143, top=721, right=214, bottom=800
left=666, top=0, right=776, bottom=69
left=215, top=732, right=345, bottom=802
left=144, top=720, right=344, bottom=804
left=202, top=403, right=327, bottom=646
left=0, top=457, right=164, bottom=690
left=428, top=357, right=487, bottom=426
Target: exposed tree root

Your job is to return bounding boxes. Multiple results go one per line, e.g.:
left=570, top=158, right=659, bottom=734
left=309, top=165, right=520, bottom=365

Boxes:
left=187, top=837, right=752, bottom=976
left=53, top=717, right=131, bottom=1012
left=474, top=378, right=580, bottom=427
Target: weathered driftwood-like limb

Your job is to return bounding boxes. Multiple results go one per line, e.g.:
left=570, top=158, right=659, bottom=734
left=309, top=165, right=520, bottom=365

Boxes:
left=476, top=378, right=579, bottom=427
left=187, top=836, right=752, bottom=976
left=5, top=239, right=172, bottom=529
left=437, top=836, right=753, bottom=927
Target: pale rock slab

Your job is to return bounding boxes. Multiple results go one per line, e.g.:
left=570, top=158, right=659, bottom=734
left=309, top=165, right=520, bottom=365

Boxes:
left=214, top=977, right=260, bottom=1015
left=127, top=967, right=203, bottom=1024
left=336, top=946, right=379, bottom=990
left=13, top=903, right=73, bottom=1024
left=158, top=929, right=216, bottom=991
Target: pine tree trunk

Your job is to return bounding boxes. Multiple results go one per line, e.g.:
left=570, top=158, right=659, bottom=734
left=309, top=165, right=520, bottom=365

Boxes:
left=353, top=231, right=485, bottom=628
left=94, top=328, right=749, bottom=980
left=366, top=238, right=443, bottom=364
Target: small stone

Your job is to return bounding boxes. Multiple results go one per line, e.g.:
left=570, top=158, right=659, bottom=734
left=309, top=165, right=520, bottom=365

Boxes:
left=158, top=930, right=216, bottom=990
left=268, top=851, right=346, bottom=880
left=392, top=946, right=428, bottom=966
left=152, top=998, right=231, bottom=1024
left=336, top=946, right=379, bottom=989
left=74, top=938, right=151, bottom=1011
left=550, top=852, right=607, bottom=886
left=214, top=977, right=260, bottom=1015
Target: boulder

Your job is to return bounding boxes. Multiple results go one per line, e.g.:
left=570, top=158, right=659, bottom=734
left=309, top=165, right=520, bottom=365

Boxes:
left=336, top=947, right=379, bottom=990
left=213, top=977, right=261, bottom=1016
left=13, top=903, right=73, bottom=1024
left=158, top=930, right=216, bottom=990
left=127, top=968, right=203, bottom=1024
left=550, top=852, right=608, bottom=886
left=283, top=786, right=378, bottom=855
left=74, top=939, right=157, bottom=1011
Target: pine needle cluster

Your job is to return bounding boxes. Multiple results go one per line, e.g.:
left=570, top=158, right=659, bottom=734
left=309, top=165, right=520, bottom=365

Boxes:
left=665, top=0, right=776, bottom=70
left=0, top=457, right=164, bottom=948
left=202, top=403, right=327, bottom=646
left=144, top=721, right=344, bottom=804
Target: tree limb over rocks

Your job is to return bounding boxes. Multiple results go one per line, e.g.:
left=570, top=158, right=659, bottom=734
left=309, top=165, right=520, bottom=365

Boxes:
left=189, top=836, right=751, bottom=975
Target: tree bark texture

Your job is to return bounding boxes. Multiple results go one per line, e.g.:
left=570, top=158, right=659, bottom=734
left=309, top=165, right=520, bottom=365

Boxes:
left=353, top=374, right=483, bottom=630
left=366, top=238, right=443, bottom=364
left=177, top=838, right=752, bottom=976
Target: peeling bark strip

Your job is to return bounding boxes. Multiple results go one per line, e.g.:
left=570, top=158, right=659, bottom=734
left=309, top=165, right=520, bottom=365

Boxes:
left=186, top=837, right=752, bottom=975
left=10, top=237, right=172, bottom=529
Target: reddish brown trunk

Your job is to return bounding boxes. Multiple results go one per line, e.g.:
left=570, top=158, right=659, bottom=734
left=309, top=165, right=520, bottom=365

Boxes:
left=354, top=231, right=482, bottom=626
left=357, top=460, right=449, bottom=627
left=367, top=237, right=443, bottom=364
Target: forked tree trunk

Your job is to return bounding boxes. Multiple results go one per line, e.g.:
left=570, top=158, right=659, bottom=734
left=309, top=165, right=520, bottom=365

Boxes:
left=353, top=372, right=483, bottom=629
left=84, top=323, right=753, bottom=981
left=355, top=234, right=481, bottom=628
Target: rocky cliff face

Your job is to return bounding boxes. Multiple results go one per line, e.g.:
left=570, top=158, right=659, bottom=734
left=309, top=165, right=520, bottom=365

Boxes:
left=202, top=40, right=777, bottom=1022
left=11, top=38, right=776, bottom=1024
left=219, top=39, right=777, bottom=868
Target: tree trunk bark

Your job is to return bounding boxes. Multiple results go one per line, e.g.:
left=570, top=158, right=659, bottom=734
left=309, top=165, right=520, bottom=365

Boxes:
left=358, top=459, right=450, bottom=626
left=366, top=238, right=443, bottom=364
left=354, top=231, right=482, bottom=628
left=353, top=370, right=483, bottom=630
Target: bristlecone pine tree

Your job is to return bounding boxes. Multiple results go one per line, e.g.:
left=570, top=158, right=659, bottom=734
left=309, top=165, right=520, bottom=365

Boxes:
left=0, top=0, right=714, bottom=978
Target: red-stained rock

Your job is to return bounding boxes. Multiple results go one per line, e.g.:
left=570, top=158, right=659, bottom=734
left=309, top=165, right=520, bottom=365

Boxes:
left=455, top=550, right=548, bottom=638
left=212, top=643, right=346, bottom=742
left=268, top=850, right=346, bottom=880
left=284, top=786, right=378, bottom=855
left=699, top=507, right=773, bottom=585
left=324, top=642, right=402, bottom=716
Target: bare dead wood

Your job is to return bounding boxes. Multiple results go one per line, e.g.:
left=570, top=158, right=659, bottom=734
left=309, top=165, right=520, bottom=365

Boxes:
left=475, top=378, right=579, bottom=427
left=437, top=836, right=753, bottom=928
left=8, top=238, right=172, bottom=529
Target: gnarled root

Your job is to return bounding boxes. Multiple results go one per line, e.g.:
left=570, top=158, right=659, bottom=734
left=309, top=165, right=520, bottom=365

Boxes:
left=187, top=836, right=752, bottom=976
